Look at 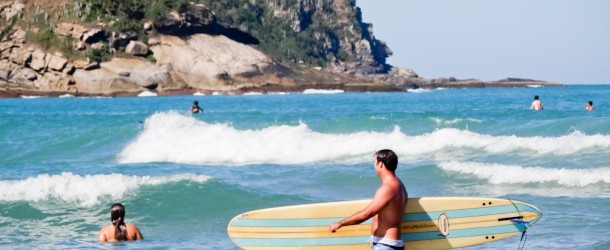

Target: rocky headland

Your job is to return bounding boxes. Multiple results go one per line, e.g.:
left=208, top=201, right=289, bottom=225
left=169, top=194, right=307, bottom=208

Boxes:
left=0, top=0, right=560, bottom=98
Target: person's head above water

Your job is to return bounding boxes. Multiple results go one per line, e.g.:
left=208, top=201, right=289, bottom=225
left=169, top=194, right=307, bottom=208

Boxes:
left=534, top=95, right=539, bottom=100
left=194, top=101, right=199, bottom=105
left=110, top=203, right=127, bottom=241
left=589, top=100, right=593, bottom=106
left=375, top=149, right=398, bottom=172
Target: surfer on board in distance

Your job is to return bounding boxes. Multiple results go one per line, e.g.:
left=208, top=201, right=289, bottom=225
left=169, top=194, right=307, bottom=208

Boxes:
left=329, top=149, right=408, bottom=250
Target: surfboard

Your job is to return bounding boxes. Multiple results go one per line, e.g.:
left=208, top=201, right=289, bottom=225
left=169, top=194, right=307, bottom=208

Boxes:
left=227, top=197, right=542, bottom=249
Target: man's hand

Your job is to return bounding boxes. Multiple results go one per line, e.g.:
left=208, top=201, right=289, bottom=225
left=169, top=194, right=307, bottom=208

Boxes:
left=329, top=222, right=342, bottom=233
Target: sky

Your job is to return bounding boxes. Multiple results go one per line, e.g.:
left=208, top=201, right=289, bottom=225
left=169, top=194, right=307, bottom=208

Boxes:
left=356, top=0, right=610, bottom=84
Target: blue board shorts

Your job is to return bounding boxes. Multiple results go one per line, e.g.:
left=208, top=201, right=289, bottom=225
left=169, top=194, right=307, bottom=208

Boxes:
left=372, top=242, right=405, bottom=250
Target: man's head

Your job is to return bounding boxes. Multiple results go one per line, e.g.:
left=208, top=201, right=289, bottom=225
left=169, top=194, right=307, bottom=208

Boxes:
left=534, top=95, right=539, bottom=100
left=374, top=149, right=398, bottom=172
left=589, top=100, right=593, bottom=106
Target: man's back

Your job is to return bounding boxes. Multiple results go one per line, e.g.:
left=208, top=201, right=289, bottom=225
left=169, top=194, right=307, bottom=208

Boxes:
left=531, top=100, right=543, bottom=110
left=373, top=177, right=408, bottom=240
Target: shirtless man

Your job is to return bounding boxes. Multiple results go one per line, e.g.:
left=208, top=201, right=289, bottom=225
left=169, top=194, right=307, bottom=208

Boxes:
left=329, top=149, right=408, bottom=250
left=99, top=203, right=143, bottom=242
left=585, top=100, right=595, bottom=111
left=530, top=95, right=544, bottom=110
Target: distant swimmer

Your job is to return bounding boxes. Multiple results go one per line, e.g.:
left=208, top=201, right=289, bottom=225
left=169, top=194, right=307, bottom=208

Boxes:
left=191, top=101, right=203, bottom=113
left=329, top=149, right=408, bottom=250
left=530, top=95, right=544, bottom=110
left=586, top=100, right=595, bottom=111
left=99, top=203, right=143, bottom=242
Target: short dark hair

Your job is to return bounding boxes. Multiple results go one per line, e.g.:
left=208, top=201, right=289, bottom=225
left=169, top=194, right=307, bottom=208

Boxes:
left=375, top=149, right=398, bottom=172
left=589, top=100, right=593, bottom=105
left=534, top=95, right=539, bottom=100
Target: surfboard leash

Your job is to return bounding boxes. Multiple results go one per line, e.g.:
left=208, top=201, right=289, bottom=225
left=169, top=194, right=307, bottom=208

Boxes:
left=508, top=199, right=529, bottom=250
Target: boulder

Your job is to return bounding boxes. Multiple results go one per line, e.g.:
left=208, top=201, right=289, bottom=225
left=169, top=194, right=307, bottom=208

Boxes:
left=8, top=46, right=30, bottom=65
left=38, top=72, right=62, bottom=90
left=47, top=52, right=68, bottom=71
left=10, top=67, right=39, bottom=84
left=147, top=37, right=160, bottom=46
left=125, top=41, right=149, bottom=56
left=0, top=59, right=14, bottom=80
left=29, top=49, right=47, bottom=71
left=72, top=57, right=172, bottom=94
left=110, top=31, right=138, bottom=50
left=149, top=34, right=272, bottom=88
left=9, top=29, right=26, bottom=44
left=143, top=21, right=153, bottom=31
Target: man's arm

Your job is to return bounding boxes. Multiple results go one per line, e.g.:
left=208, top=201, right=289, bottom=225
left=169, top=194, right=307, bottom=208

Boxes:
left=329, top=185, right=393, bottom=232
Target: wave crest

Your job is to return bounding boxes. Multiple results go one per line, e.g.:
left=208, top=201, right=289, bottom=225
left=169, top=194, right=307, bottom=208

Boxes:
left=0, top=172, right=211, bottom=206
left=439, top=161, right=610, bottom=187
left=118, top=112, right=610, bottom=165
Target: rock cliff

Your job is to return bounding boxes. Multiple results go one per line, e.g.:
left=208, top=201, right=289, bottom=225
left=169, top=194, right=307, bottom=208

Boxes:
left=0, top=0, right=559, bottom=97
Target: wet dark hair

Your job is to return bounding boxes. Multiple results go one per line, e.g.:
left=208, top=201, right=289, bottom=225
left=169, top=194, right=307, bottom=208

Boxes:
left=110, top=203, right=127, bottom=241
left=589, top=100, right=593, bottom=105
left=194, top=101, right=199, bottom=105
left=534, top=95, right=539, bottom=100
left=375, top=149, right=398, bottom=172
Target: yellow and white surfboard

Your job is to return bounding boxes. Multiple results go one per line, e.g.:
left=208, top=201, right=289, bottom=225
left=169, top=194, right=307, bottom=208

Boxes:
left=227, top=197, right=542, bottom=250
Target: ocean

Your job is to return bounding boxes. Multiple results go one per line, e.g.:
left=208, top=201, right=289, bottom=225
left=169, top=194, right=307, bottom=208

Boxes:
left=1, top=85, right=609, bottom=249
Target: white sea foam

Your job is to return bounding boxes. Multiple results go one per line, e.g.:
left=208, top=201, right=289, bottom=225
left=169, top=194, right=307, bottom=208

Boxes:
left=193, top=92, right=205, bottom=96
left=20, top=95, right=44, bottom=99
left=302, top=89, right=344, bottom=94
left=137, top=91, right=157, bottom=97
left=408, top=88, right=432, bottom=93
left=118, top=112, right=610, bottom=165
left=243, top=92, right=263, bottom=95
left=527, top=85, right=543, bottom=88
left=0, top=173, right=211, bottom=206
left=431, top=117, right=482, bottom=125
left=59, top=94, right=75, bottom=98
left=438, top=161, right=610, bottom=187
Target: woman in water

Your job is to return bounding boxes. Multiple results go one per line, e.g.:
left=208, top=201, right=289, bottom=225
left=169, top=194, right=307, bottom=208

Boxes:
left=98, top=203, right=143, bottom=242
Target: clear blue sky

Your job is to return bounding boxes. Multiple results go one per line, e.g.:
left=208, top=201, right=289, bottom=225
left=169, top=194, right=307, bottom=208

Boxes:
left=356, top=0, right=610, bottom=84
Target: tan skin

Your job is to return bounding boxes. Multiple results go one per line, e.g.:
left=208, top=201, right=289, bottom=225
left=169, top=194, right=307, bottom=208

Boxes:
left=329, top=157, right=408, bottom=241
left=98, top=216, right=143, bottom=242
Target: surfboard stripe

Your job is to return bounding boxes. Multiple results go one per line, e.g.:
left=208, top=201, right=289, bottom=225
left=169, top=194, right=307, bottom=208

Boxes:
left=232, top=223, right=533, bottom=247
left=231, top=204, right=540, bottom=227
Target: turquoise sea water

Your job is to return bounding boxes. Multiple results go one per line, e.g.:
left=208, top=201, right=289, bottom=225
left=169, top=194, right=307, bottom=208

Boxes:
left=1, top=85, right=609, bottom=249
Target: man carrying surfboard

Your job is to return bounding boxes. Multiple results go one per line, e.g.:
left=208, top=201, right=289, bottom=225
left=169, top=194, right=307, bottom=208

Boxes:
left=329, top=149, right=408, bottom=250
